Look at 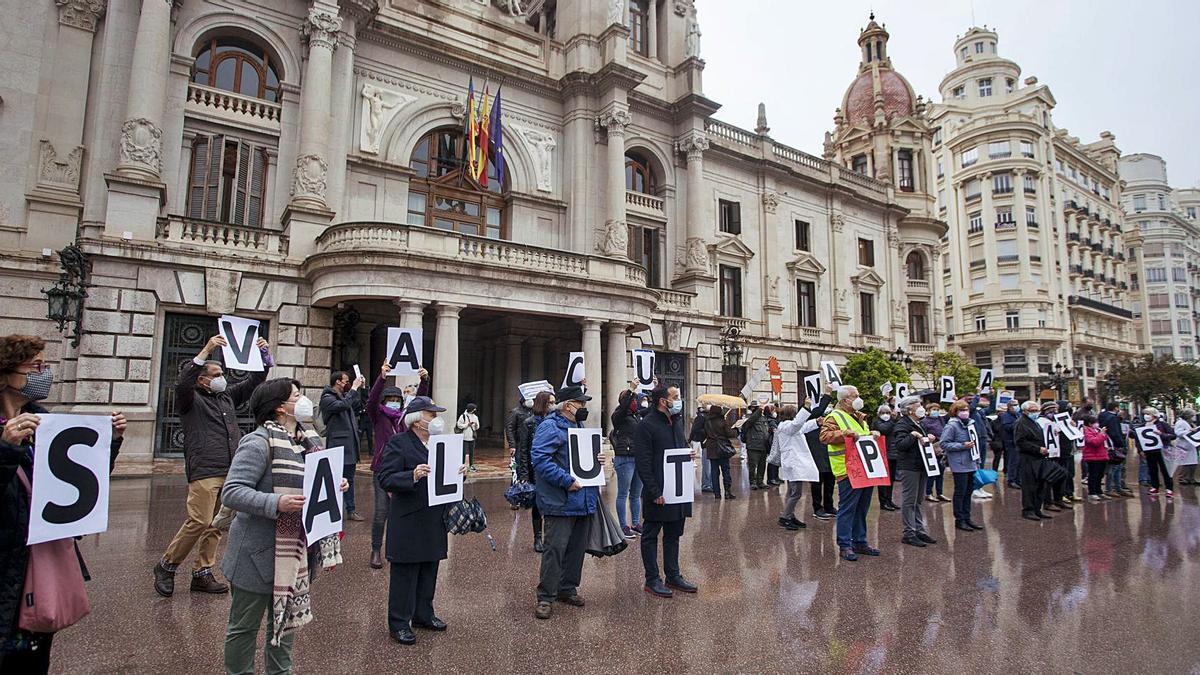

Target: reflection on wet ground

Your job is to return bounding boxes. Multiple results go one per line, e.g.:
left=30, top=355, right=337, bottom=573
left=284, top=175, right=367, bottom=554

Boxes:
left=54, top=462, right=1200, bottom=673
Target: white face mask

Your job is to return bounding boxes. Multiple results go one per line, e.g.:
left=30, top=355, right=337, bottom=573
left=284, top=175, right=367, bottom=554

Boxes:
left=915, top=407, right=927, bottom=419
left=1143, top=414, right=1154, bottom=423
left=207, top=376, right=228, bottom=394
left=879, top=414, right=891, bottom=421
left=851, top=397, right=864, bottom=411
left=427, top=417, right=446, bottom=435
left=293, top=396, right=314, bottom=423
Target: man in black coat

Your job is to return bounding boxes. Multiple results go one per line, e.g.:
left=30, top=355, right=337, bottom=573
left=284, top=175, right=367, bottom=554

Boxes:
left=805, top=388, right=835, bottom=519
left=633, top=385, right=698, bottom=598
left=1013, top=400, right=1051, bottom=520
left=322, top=370, right=366, bottom=520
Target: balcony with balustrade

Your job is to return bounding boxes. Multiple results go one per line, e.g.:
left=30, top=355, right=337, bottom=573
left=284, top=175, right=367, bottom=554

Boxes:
left=185, top=82, right=282, bottom=134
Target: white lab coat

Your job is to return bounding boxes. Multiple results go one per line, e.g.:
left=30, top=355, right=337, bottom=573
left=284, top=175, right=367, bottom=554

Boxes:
left=768, top=409, right=820, bottom=482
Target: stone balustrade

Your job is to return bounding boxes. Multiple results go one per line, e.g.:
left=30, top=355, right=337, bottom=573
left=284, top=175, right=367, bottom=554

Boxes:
left=155, top=216, right=290, bottom=256
left=625, top=190, right=665, bottom=213
left=185, top=82, right=282, bottom=131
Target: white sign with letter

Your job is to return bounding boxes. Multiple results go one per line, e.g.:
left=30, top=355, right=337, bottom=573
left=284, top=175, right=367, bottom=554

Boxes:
left=997, top=390, right=1014, bottom=408
left=302, top=447, right=344, bottom=544
left=1043, top=420, right=1061, bottom=458
left=939, top=376, right=957, bottom=403
left=218, top=315, right=263, bottom=372
left=662, top=448, right=695, bottom=504
left=853, top=436, right=890, bottom=480
left=517, top=380, right=555, bottom=401
left=895, top=382, right=911, bottom=399
left=803, top=374, right=822, bottom=406
left=919, top=438, right=940, bottom=477
left=1054, top=412, right=1083, bottom=442
left=978, top=369, right=994, bottom=394
left=632, top=349, right=656, bottom=392
left=352, top=364, right=363, bottom=381
left=967, top=424, right=981, bottom=463
left=1134, top=425, right=1163, bottom=452
left=821, top=361, right=842, bottom=388
left=386, top=327, right=423, bottom=377
left=567, top=428, right=606, bottom=487
left=28, top=414, right=112, bottom=545
left=561, top=352, right=586, bottom=390
left=427, top=434, right=465, bottom=506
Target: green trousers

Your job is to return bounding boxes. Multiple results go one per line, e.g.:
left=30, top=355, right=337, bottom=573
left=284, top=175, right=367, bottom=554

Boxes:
left=224, top=586, right=295, bottom=675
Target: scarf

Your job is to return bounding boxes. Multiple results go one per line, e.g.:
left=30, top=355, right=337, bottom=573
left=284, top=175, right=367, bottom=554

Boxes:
left=263, top=421, right=343, bottom=646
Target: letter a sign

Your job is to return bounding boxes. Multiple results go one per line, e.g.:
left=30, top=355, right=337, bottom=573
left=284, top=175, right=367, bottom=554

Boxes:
left=28, top=414, right=112, bottom=545
left=567, top=428, right=606, bottom=487
left=845, top=436, right=891, bottom=489
left=662, top=448, right=694, bottom=504
left=386, top=327, right=423, bottom=377
left=302, top=447, right=344, bottom=544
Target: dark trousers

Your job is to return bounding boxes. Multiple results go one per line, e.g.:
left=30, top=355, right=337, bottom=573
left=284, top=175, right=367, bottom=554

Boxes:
left=640, top=518, right=685, bottom=583
left=709, top=457, right=733, bottom=496
left=811, top=472, right=835, bottom=513
left=463, top=440, right=475, bottom=466
left=371, top=474, right=389, bottom=551
left=878, top=456, right=899, bottom=505
left=1145, top=450, right=1174, bottom=490
left=536, top=515, right=588, bottom=603
left=0, top=634, right=53, bottom=675
left=991, top=445, right=1004, bottom=471
left=387, top=560, right=439, bottom=632
left=531, top=503, right=543, bottom=537
left=1085, top=460, right=1107, bottom=496
left=747, top=450, right=767, bottom=485
left=1047, top=456, right=1073, bottom=503
left=1005, top=445, right=1022, bottom=484
left=343, top=462, right=357, bottom=513
left=951, top=471, right=975, bottom=524
left=925, top=464, right=946, bottom=496
left=1019, top=456, right=1044, bottom=514
left=767, top=462, right=780, bottom=483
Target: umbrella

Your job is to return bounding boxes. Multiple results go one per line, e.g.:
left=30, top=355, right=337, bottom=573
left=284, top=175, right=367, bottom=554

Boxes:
left=504, top=481, right=537, bottom=509
left=698, top=393, right=748, bottom=410
left=584, top=504, right=628, bottom=558
left=444, top=498, right=497, bottom=551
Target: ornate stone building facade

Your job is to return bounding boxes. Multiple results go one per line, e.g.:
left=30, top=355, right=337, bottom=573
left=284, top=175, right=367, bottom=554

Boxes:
left=929, top=26, right=1137, bottom=401
left=1120, top=153, right=1200, bottom=361
left=0, top=1, right=937, bottom=467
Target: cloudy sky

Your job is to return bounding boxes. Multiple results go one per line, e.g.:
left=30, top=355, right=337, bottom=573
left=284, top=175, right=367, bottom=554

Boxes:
left=700, top=0, right=1200, bottom=188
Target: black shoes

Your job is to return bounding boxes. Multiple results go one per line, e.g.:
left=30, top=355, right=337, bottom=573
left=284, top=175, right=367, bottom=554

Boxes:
left=153, top=561, right=176, bottom=597
left=852, top=545, right=881, bottom=556
left=778, top=517, right=800, bottom=531
left=1022, top=512, right=1042, bottom=522
left=392, top=626, right=417, bottom=645
left=902, top=535, right=927, bottom=547
left=1036, top=511, right=1052, bottom=520
left=533, top=533, right=546, bottom=553
left=966, top=521, right=984, bottom=531
left=190, top=568, right=229, bottom=594
left=644, top=579, right=673, bottom=598
left=879, top=503, right=899, bottom=512
left=812, top=510, right=833, bottom=521
left=955, top=521, right=974, bottom=532
left=413, top=617, right=447, bottom=631
left=917, top=533, right=938, bottom=544
left=370, top=550, right=383, bottom=569
left=724, top=493, right=736, bottom=500
left=346, top=510, right=366, bottom=522
left=556, top=593, right=585, bottom=607
left=666, top=577, right=698, bottom=593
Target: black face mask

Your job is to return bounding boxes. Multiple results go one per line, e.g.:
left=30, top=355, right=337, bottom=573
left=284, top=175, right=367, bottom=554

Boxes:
left=574, top=407, right=590, bottom=423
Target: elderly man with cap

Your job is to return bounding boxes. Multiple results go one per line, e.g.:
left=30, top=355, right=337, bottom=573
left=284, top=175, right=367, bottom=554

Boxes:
left=377, top=394, right=466, bottom=646
left=531, top=385, right=603, bottom=620
left=1035, top=400, right=1074, bottom=513
left=365, top=363, right=429, bottom=569
left=819, top=384, right=881, bottom=561
left=1013, top=400, right=1051, bottom=520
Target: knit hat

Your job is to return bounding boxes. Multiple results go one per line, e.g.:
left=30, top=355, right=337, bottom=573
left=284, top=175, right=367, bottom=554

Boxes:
left=1041, top=401, right=1058, bottom=414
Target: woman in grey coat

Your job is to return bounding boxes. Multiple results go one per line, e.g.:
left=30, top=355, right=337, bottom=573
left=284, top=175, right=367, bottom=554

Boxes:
left=220, top=378, right=346, bottom=675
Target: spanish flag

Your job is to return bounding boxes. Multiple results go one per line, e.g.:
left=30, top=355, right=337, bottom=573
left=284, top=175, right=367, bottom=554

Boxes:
left=476, top=86, right=492, bottom=186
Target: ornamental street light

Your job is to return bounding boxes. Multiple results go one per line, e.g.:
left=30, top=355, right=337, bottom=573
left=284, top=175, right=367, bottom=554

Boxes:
left=889, top=347, right=913, bottom=370
left=41, top=244, right=91, bottom=348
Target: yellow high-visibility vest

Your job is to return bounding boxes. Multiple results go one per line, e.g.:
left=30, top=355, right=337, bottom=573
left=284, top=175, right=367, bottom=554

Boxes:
left=827, top=409, right=870, bottom=479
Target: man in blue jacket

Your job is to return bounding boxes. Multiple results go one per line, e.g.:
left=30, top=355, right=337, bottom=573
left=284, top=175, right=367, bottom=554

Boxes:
left=966, top=391, right=996, bottom=498
left=532, top=385, right=601, bottom=621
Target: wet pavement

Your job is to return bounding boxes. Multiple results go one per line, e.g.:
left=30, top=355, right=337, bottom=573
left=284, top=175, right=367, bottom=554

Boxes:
left=53, top=461, right=1200, bottom=673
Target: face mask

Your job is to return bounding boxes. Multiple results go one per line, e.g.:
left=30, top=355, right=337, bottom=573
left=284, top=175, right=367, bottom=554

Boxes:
left=385, top=401, right=403, bottom=410
left=1029, top=412, right=1040, bottom=420
left=574, top=407, right=590, bottom=423
left=18, top=368, right=53, bottom=402
left=427, top=417, right=446, bottom=435
left=640, top=400, right=649, bottom=409
left=669, top=399, right=683, bottom=415
left=851, top=397, right=864, bottom=411
left=957, top=411, right=970, bottom=420
left=1143, top=414, right=1153, bottom=423
left=523, top=399, right=534, bottom=408
left=207, top=375, right=228, bottom=394
left=879, top=414, right=891, bottom=421
left=915, top=407, right=927, bottom=419
left=293, top=396, right=315, bottom=423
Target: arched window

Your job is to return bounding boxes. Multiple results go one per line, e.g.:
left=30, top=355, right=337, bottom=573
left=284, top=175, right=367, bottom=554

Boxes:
left=192, top=37, right=282, bottom=102
left=906, top=250, right=927, bottom=280
left=625, top=152, right=656, bottom=195
left=407, top=128, right=507, bottom=239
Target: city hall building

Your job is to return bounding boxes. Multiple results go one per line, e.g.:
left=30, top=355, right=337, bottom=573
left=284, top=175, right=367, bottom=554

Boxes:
left=17, top=0, right=1101, bottom=470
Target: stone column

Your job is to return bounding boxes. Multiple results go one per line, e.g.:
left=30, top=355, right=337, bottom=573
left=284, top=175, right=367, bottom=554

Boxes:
left=605, top=322, right=629, bottom=433
left=1014, top=169, right=1032, bottom=282
left=647, top=2, right=658, bottom=60
left=395, top=300, right=425, bottom=330
left=432, top=304, right=464, bottom=424
left=505, top=336, right=524, bottom=407
left=291, top=4, right=341, bottom=210
left=489, top=344, right=506, bottom=440
left=677, top=131, right=712, bottom=275
left=980, top=172, right=999, bottom=285
left=325, top=22, right=357, bottom=219
left=527, top=337, right=548, bottom=383
left=115, top=0, right=171, bottom=181
left=580, top=319, right=604, bottom=429
left=597, top=106, right=631, bottom=258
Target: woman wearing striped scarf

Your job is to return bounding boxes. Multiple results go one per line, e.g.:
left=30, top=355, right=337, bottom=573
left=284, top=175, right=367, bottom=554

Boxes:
left=220, top=378, right=346, bottom=674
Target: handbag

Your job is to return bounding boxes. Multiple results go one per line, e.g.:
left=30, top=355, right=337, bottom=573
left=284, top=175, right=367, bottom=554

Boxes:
left=15, top=467, right=91, bottom=633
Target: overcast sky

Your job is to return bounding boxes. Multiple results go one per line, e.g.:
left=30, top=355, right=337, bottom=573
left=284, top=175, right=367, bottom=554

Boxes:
left=700, top=0, right=1200, bottom=188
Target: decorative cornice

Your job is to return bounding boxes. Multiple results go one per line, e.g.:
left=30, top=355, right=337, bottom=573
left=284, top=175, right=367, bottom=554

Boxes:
left=56, top=0, right=107, bottom=32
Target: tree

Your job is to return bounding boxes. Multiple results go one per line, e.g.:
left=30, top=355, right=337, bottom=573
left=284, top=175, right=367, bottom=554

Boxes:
left=1111, top=354, right=1200, bottom=409
left=910, top=350, right=981, bottom=396
left=841, top=348, right=911, bottom=414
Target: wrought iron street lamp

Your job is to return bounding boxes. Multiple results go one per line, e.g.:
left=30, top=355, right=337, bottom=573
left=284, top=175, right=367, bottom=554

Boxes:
left=41, top=244, right=91, bottom=348
left=889, top=347, right=913, bottom=370
left=1046, top=362, right=1073, bottom=400
left=719, top=325, right=743, bottom=367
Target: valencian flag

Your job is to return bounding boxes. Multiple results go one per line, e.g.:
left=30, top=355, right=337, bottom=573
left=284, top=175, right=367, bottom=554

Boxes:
left=465, top=77, right=477, bottom=177
left=476, top=85, right=492, bottom=187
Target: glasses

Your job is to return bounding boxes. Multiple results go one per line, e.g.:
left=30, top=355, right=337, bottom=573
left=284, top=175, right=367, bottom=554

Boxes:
left=18, top=361, right=48, bottom=373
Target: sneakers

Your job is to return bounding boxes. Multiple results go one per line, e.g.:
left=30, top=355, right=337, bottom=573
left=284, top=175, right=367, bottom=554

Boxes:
left=812, top=510, right=833, bottom=521
left=1149, top=488, right=1160, bottom=496
left=190, top=568, right=229, bottom=594
left=1088, top=495, right=1102, bottom=503
left=778, top=517, right=800, bottom=531
left=346, top=511, right=366, bottom=522
left=534, top=601, right=553, bottom=620
left=556, top=593, right=585, bottom=607
left=1167, top=490, right=1175, bottom=499
left=621, top=526, right=637, bottom=540
left=631, top=523, right=643, bottom=535
left=971, top=488, right=992, bottom=500
left=153, top=560, right=176, bottom=597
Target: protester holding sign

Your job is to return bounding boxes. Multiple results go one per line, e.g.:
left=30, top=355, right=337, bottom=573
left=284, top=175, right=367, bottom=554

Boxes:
left=870, top=405, right=899, bottom=512
left=220, top=378, right=346, bottom=671
left=1137, top=407, right=1175, bottom=498
left=1080, top=415, right=1110, bottom=501
left=920, top=404, right=950, bottom=503
left=999, top=401, right=1022, bottom=489
left=633, top=385, right=698, bottom=598
left=803, top=387, right=835, bottom=520
left=1013, top=400, right=1052, bottom=520
left=0, top=335, right=126, bottom=673
left=1040, top=401, right=1075, bottom=511
left=154, top=333, right=272, bottom=599
left=939, top=401, right=982, bottom=532
left=1098, top=401, right=1132, bottom=497
left=703, top=406, right=740, bottom=500
left=743, top=402, right=774, bottom=490
left=518, top=392, right=555, bottom=553
left=531, top=386, right=601, bottom=621
left=1172, top=409, right=1197, bottom=485
left=889, top=396, right=939, bottom=547
left=611, top=386, right=644, bottom=538
left=365, top=363, right=429, bottom=569
left=818, top=385, right=880, bottom=561
left=377, top=396, right=465, bottom=645
left=321, top=370, right=366, bottom=522
left=771, top=403, right=820, bottom=531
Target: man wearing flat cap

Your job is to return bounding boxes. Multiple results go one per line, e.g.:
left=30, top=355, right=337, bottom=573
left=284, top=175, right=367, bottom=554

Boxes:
left=531, top=385, right=603, bottom=621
